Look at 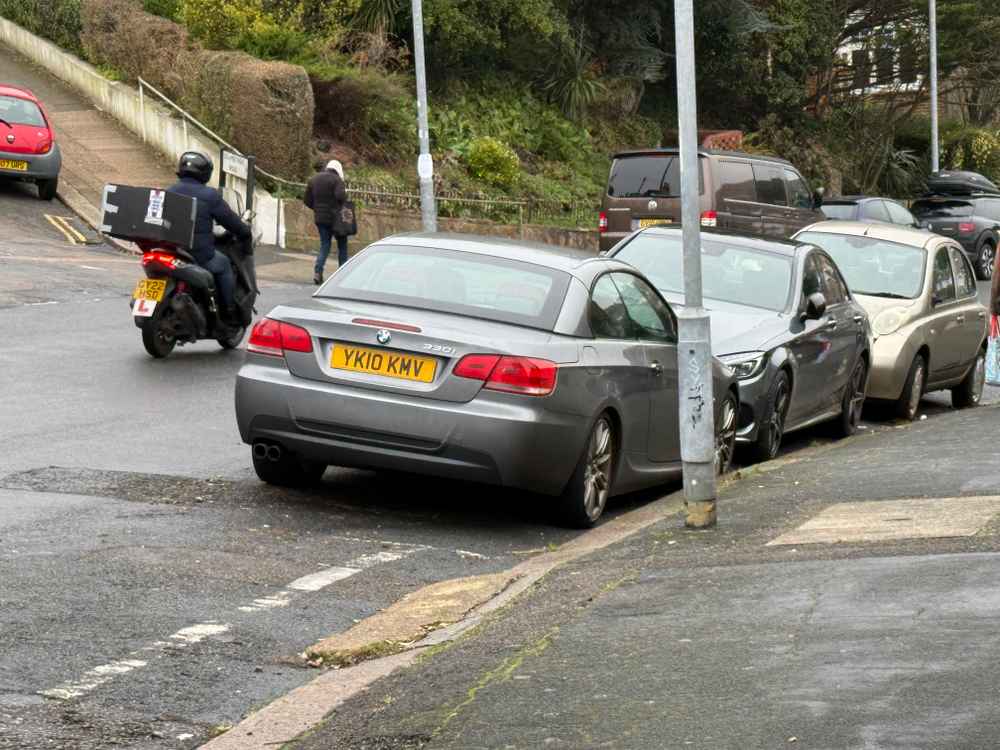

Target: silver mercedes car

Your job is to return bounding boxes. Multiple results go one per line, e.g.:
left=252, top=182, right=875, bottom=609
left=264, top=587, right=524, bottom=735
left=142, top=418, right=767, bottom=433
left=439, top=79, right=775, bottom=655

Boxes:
left=235, top=233, right=738, bottom=527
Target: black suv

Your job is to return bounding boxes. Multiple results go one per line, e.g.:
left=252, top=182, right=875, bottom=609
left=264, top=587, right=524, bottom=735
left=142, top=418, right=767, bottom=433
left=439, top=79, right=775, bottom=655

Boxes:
left=911, top=194, right=1000, bottom=280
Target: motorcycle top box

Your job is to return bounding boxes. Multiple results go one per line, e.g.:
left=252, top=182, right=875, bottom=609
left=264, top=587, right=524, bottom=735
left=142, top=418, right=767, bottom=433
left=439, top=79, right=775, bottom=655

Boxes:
left=101, top=183, right=197, bottom=249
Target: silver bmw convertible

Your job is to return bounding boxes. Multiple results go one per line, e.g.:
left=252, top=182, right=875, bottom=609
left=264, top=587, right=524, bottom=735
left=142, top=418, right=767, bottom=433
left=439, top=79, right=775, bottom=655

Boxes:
left=235, top=234, right=737, bottom=527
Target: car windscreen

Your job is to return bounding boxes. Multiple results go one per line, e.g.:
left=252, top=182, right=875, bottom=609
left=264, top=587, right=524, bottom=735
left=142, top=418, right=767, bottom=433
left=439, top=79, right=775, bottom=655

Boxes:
left=0, top=95, right=45, bottom=127
left=316, top=244, right=571, bottom=330
left=614, top=233, right=793, bottom=312
left=820, top=203, right=857, bottom=220
left=607, top=156, right=703, bottom=198
left=911, top=199, right=973, bottom=218
left=796, top=232, right=926, bottom=299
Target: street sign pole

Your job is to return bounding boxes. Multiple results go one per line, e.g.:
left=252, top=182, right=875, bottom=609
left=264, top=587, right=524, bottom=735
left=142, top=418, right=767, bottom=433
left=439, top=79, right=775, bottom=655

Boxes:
left=411, top=0, right=437, bottom=231
left=673, top=0, right=717, bottom=528
left=929, top=0, right=940, bottom=173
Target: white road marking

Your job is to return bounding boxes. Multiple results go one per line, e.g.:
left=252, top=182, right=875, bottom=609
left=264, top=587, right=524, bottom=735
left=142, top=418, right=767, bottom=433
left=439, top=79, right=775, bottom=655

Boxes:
left=38, top=550, right=416, bottom=701
left=78, top=264, right=101, bottom=270
left=39, top=659, right=148, bottom=700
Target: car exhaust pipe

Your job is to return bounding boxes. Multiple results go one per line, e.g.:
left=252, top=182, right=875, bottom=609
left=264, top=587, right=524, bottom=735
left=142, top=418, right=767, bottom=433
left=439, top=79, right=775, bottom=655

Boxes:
left=252, top=442, right=269, bottom=460
left=267, top=444, right=283, bottom=462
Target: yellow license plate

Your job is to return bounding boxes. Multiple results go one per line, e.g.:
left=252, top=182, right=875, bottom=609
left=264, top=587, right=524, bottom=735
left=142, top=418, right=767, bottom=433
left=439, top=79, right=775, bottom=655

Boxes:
left=133, top=279, right=166, bottom=302
left=0, top=159, right=28, bottom=172
left=639, top=218, right=673, bottom=228
left=331, top=344, right=437, bottom=383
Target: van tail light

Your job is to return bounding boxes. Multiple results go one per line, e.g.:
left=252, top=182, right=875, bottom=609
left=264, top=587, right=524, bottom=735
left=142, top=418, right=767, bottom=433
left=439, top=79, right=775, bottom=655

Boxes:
left=700, top=210, right=718, bottom=227
left=454, top=354, right=558, bottom=396
left=599, top=211, right=608, bottom=233
left=958, top=222, right=975, bottom=234
left=247, top=318, right=313, bottom=357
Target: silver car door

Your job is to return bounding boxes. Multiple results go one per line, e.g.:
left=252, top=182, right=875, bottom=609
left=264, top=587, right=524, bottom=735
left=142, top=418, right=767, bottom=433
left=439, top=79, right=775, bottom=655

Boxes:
left=610, top=272, right=681, bottom=464
left=928, top=246, right=963, bottom=377
left=949, top=245, right=988, bottom=364
left=588, top=274, right=653, bottom=459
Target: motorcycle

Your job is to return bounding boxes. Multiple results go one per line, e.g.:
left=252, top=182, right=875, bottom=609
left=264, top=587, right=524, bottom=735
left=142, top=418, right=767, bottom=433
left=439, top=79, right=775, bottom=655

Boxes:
left=130, top=204, right=259, bottom=359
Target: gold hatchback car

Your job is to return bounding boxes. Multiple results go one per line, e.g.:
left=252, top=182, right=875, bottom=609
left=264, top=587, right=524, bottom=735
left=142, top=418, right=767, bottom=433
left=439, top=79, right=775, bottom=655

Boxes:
left=796, top=221, right=988, bottom=420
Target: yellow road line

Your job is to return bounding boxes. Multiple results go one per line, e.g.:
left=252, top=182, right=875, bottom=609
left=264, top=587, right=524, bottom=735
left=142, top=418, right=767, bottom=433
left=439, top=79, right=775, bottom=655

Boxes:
left=44, top=214, right=79, bottom=245
left=58, top=216, right=89, bottom=245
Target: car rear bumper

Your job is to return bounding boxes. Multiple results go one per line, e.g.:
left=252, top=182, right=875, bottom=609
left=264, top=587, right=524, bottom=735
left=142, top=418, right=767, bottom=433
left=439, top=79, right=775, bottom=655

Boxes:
left=235, top=360, right=589, bottom=496
left=0, top=143, right=61, bottom=181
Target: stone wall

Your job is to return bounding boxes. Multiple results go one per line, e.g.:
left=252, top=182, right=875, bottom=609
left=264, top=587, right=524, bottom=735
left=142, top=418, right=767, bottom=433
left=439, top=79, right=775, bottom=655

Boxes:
left=282, top=201, right=598, bottom=257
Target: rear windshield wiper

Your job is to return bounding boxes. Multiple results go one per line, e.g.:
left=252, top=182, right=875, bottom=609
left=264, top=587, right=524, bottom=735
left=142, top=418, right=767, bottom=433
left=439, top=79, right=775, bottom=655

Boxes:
left=0, top=118, right=11, bottom=129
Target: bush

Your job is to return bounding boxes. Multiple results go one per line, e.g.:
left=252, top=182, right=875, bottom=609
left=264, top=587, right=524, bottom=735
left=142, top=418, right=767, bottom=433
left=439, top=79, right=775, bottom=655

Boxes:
left=466, top=137, right=520, bottom=188
left=943, top=126, right=1000, bottom=180
left=81, top=0, right=315, bottom=179
left=142, top=0, right=180, bottom=19
left=0, top=0, right=84, bottom=55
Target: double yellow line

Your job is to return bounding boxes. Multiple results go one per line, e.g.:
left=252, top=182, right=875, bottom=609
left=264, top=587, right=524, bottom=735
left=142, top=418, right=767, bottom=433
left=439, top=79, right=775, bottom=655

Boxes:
left=45, top=214, right=88, bottom=245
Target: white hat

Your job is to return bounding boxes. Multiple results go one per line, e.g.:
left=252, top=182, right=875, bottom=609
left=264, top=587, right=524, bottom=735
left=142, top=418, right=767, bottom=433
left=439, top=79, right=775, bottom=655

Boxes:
left=326, top=160, right=344, bottom=178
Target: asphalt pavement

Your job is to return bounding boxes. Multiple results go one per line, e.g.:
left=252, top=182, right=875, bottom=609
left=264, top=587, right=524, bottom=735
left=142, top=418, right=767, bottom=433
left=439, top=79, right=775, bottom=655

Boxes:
left=290, top=402, right=1000, bottom=750
left=0, top=186, right=604, bottom=749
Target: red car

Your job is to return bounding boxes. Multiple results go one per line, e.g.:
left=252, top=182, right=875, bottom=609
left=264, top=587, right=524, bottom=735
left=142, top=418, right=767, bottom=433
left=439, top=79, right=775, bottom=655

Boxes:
left=0, top=84, right=61, bottom=200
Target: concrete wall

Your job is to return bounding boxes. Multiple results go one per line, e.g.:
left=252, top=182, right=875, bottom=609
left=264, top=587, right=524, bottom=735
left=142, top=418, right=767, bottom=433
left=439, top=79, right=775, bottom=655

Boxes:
left=281, top=200, right=598, bottom=256
left=0, top=16, right=281, bottom=245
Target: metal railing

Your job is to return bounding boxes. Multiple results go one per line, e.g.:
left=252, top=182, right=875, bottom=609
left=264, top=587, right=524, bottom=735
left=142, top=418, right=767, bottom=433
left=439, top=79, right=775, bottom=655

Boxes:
left=136, top=77, right=597, bottom=235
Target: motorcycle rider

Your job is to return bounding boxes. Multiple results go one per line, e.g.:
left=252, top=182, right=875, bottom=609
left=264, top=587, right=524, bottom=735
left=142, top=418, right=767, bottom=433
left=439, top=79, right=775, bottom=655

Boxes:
left=168, top=151, right=251, bottom=323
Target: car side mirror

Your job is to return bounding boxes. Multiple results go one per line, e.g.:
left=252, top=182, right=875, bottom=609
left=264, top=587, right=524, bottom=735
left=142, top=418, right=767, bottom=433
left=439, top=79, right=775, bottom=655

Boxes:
left=812, top=187, right=825, bottom=209
left=803, top=292, right=827, bottom=321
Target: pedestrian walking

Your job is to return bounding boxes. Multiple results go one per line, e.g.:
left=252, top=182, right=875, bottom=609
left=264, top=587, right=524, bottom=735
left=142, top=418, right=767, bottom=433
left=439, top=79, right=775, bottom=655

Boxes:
left=304, top=159, right=348, bottom=284
left=988, top=262, right=1000, bottom=386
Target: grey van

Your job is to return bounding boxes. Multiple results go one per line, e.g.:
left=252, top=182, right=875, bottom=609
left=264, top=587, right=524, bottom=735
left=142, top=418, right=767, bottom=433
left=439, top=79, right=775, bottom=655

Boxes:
left=599, top=149, right=825, bottom=253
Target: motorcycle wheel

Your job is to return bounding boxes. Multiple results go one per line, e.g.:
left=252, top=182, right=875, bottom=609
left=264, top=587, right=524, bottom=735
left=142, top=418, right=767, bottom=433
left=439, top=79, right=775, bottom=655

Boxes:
left=217, top=326, right=246, bottom=350
left=141, top=317, right=176, bottom=358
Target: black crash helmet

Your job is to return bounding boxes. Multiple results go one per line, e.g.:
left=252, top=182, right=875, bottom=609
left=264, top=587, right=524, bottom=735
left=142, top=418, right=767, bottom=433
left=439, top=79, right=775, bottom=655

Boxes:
left=177, top=151, right=214, bottom=184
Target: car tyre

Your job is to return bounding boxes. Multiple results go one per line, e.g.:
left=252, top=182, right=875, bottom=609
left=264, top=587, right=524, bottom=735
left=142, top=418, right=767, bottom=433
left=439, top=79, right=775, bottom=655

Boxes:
left=715, top=392, right=738, bottom=475
left=837, top=358, right=868, bottom=437
left=140, top=317, right=176, bottom=359
left=252, top=448, right=326, bottom=488
left=895, top=354, right=926, bottom=421
left=555, top=413, right=615, bottom=529
left=749, top=371, right=790, bottom=464
left=37, top=177, right=58, bottom=201
left=952, top=348, right=986, bottom=409
left=976, top=240, right=996, bottom=281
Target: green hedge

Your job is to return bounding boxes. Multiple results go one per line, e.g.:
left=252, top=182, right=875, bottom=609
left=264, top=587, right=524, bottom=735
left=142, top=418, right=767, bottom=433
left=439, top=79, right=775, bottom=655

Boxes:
left=0, top=0, right=84, bottom=55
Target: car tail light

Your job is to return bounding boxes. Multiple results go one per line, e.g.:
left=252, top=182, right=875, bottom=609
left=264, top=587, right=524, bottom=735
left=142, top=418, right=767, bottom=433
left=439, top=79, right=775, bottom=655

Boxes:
left=141, top=251, right=180, bottom=269
left=455, top=354, right=557, bottom=396
left=34, top=131, right=53, bottom=154
left=599, top=211, right=608, bottom=233
left=700, top=210, right=718, bottom=227
left=959, top=222, right=975, bottom=234
left=247, top=318, right=313, bottom=357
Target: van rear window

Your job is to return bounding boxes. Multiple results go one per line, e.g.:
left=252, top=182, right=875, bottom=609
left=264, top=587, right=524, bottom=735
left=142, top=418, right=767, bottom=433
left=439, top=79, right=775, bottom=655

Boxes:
left=607, top=156, right=703, bottom=198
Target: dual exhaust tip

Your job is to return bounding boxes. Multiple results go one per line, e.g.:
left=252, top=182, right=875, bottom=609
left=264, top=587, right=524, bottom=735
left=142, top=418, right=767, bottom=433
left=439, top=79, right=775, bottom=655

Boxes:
left=253, top=441, right=283, bottom=463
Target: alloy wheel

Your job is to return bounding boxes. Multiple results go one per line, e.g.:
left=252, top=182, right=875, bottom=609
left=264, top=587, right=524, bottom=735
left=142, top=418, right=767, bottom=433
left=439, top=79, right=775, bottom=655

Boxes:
left=907, top=361, right=926, bottom=419
left=715, top=396, right=737, bottom=475
left=767, top=382, right=790, bottom=459
left=981, top=244, right=996, bottom=279
left=847, top=362, right=867, bottom=429
left=582, top=417, right=613, bottom=522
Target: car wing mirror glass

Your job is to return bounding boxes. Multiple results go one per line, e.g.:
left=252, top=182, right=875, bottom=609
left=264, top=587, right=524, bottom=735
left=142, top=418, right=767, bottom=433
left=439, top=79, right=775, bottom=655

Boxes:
left=803, top=292, right=827, bottom=321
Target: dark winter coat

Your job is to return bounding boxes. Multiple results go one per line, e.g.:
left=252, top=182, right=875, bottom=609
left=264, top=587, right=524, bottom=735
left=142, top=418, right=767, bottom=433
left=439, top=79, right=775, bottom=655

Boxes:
left=168, top=177, right=251, bottom=265
left=304, top=168, right=348, bottom=231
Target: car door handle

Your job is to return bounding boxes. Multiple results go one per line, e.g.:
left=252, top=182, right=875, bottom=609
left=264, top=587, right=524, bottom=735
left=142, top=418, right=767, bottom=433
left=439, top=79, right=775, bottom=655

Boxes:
left=956, top=315, right=966, bottom=323
left=978, top=311, right=987, bottom=319
left=825, top=319, right=838, bottom=330
left=853, top=315, right=864, bottom=324
left=649, top=361, right=663, bottom=375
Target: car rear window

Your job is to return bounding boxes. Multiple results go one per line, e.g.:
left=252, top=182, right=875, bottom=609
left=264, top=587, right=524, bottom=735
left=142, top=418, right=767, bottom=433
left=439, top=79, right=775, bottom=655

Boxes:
left=317, top=245, right=571, bottom=330
left=821, top=203, right=857, bottom=220
left=614, top=232, right=794, bottom=312
left=911, top=200, right=973, bottom=218
left=607, top=155, right=703, bottom=198
left=0, top=95, right=45, bottom=127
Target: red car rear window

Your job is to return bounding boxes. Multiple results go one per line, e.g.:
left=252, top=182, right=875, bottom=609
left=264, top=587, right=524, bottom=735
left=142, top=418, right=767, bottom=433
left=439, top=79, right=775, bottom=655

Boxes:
left=0, top=95, right=46, bottom=128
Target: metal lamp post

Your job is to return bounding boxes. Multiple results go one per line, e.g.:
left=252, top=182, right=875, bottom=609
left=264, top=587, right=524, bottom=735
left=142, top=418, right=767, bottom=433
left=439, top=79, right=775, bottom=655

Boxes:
left=411, top=0, right=437, bottom=231
left=673, top=0, right=717, bottom=527
left=929, top=0, right=939, bottom=173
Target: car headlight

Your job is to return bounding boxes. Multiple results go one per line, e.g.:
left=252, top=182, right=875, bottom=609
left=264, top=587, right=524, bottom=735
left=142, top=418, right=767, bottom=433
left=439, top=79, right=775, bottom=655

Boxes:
left=720, top=351, right=767, bottom=380
left=873, top=307, right=908, bottom=337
